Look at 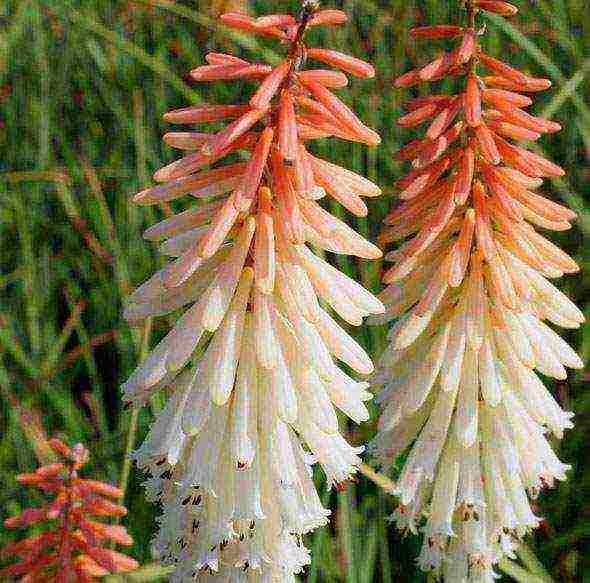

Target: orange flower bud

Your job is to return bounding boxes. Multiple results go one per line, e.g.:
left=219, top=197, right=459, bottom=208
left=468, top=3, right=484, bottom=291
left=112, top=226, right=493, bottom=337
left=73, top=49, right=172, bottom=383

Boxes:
left=306, top=48, right=375, bottom=78
left=465, top=73, right=482, bottom=126
left=410, top=25, right=463, bottom=39
left=475, top=0, right=518, bottom=16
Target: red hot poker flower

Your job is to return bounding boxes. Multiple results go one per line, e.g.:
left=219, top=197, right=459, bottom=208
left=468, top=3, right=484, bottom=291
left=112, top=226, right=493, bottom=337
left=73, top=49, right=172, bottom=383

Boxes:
left=372, top=1, right=584, bottom=580
left=0, top=439, right=138, bottom=582
left=124, top=2, right=383, bottom=580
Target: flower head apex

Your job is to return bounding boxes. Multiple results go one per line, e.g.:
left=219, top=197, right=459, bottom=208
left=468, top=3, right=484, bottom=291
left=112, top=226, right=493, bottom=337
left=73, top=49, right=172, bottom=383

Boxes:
left=0, top=438, right=138, bottom=582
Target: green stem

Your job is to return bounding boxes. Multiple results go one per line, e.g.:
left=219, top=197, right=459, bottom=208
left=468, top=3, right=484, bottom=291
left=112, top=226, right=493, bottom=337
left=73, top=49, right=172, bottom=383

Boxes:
left=377, top=490, right=393, bottom=582
left=516, top=543, right=554, bottom=582
left=118, top=319, right=152, bottom=500
left=109, top=319, right=153, bottom=551
left=498, top=557, right=550, bottom=583
left=541, top=60, right=590, bottom=121
left=48, top=1, right=199, bottom=103
left=131, top=0, right=280, bottom=66
left=103, top=563, right=174, bottom=582
left=358, top=462, right=396, bottom=494
left=337, top=485, right=358, bottom=583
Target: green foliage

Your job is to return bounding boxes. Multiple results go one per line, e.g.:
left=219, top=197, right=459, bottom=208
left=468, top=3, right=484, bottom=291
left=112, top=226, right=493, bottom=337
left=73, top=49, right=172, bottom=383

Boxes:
left=0, top=1, right=587, bottom=581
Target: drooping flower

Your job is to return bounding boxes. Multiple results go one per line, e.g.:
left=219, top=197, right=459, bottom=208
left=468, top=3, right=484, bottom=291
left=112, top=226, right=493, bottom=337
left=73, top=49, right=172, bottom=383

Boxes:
left=124, top=3, right=383, bottom=580
left=0, top=438, right=138, bottom=582
left=371, top=1, right=584, bottom=580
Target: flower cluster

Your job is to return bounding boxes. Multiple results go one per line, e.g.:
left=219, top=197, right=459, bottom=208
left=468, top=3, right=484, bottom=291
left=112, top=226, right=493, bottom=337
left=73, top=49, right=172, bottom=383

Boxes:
left=0, top=439, right=138, bottom=582
left=124, top=3, right=383, bottom=580
left=371, top=1, right=584, bottom=580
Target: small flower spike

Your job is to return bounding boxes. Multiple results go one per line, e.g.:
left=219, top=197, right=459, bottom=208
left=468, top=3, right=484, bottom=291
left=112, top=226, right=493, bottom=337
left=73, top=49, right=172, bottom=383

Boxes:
left=372, top=1, right=584, bottom=580
left=124, top=3, right=382, bottom=581
left=0, top=439, right=138, bottom=582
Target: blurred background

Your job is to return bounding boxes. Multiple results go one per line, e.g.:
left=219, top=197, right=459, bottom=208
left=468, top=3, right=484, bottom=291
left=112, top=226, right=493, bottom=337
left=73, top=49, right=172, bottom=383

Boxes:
left=0, top=0, right=588, bottom=581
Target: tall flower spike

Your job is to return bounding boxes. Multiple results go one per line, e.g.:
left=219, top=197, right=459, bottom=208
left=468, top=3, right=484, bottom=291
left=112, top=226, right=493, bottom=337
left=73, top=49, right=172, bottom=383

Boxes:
left=372, top=1, right=584, bottom=580
left=0, top=438, right=138, bottom=582
left=125, top=3, right=383, bottom=581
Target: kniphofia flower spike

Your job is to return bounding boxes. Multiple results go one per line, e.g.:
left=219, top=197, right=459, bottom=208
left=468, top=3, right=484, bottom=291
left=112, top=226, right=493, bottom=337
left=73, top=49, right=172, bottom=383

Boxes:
left=371, top=1, right=584, bottom=580
left=124, top=2, right=383, bottom=580
left=0, top=439, right=138, bottom=582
